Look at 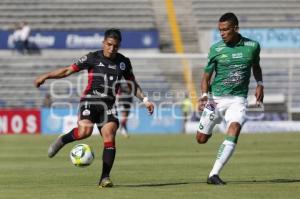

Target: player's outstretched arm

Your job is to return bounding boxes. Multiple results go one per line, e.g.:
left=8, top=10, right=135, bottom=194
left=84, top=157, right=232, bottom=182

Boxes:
left=130, top=79, right=154, bottom=115
left=34, top=66, right=76, bottom=88
left=143, top=99, right=154, bottom=115
left=252, top=63, right=264, bottom=103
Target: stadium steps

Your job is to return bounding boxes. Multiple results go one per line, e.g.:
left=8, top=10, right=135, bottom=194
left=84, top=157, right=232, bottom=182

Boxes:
left=0, top=50, right=178, bottom=107
left=0, top=0, right=156, bottom=30
left=192, top=0, right=300, bottom=29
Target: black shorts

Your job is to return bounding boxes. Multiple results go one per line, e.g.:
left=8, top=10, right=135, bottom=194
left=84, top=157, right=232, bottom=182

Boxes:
left=79, top=100, right=119, bottom=128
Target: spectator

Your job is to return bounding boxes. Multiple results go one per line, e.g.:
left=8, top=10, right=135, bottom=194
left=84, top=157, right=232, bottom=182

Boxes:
left=19, top=21, right=31, bottom=54
left=12, top=21, right=31, bottom=54
left=42, top=93, right=52, bottom=108
left=12, top=22, right=23, bottom=54
left=181, top=93, right=193, bottom=133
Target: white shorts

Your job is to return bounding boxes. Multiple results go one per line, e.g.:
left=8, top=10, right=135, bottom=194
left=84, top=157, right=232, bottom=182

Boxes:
left=197, top=96, right=247, bottom=135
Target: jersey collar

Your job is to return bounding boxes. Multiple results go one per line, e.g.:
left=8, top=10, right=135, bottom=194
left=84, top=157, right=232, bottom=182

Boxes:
left=223, top=34, right=244, bottom=47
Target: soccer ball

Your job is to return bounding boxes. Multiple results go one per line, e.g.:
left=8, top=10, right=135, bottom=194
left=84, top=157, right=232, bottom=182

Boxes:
left=70, top=144, right=94, bottom=167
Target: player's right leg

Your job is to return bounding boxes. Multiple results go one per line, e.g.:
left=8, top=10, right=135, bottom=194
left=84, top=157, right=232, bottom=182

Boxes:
left=48, top=119, right=94, bottom=158
left=98, top=121, right=119, bottom=188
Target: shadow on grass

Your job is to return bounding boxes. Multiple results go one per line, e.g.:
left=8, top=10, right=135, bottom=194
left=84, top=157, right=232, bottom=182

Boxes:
left=116, top=181, right=204, bottom=188
left=229, top=178, right=300, bottom=184
left=116, top=179, right=300, bottom=188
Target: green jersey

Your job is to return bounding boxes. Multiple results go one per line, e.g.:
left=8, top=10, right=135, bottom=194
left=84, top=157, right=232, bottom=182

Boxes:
left=204, top=35, right=260, bottom=97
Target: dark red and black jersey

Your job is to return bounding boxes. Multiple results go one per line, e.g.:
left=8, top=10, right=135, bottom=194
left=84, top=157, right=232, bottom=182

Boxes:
left=71, top=50, right=135, bottom=105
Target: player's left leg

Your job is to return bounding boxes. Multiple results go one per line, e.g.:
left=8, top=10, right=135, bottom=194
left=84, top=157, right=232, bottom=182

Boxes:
left=48, top=119, right=94, bottom=158
left=207, top=97, right=246, bottom=185
left=98, top=121, right=119, bottom=188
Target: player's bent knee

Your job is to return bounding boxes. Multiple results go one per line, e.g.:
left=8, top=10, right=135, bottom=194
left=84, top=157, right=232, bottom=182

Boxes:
left=227, top=122, right=242, bottom=136
left=79, top=128, right=93, bottom=139
left=196, top=132, right=210, bottom=144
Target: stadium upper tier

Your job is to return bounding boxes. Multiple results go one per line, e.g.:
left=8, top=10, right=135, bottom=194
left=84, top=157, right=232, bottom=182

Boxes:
left=0, top=51, right=187, bottom=108
left=0, top=0, right=156, bottom=30
left=1, top=51, right=300, bottom=112
left=192, top=0, right=300, bottom=29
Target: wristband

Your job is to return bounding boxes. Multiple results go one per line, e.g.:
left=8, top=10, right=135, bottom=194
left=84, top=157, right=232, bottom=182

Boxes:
left=257, top=81, right=264, bottom=86
left=201, top=93, right=208, bottom=98
left=143, top=97, right=149, bottom=103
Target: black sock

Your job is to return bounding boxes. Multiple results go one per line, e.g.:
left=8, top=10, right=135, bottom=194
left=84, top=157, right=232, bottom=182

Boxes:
left=61, top=128, right=80, bottom=144
left=101, top=142, right=116, bottom=179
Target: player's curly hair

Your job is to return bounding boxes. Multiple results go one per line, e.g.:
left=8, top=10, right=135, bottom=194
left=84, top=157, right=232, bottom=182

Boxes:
left=104, top=28, right=122, bottom=42
left=219, top=12, right=239, bottom=27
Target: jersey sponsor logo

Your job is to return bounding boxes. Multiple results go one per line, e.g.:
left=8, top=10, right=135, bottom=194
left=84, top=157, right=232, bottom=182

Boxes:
left=82, top=109, right=90, bottom=116
left=199, top=123, right=204, bottom=130
left=92, top=90, right=108, bottom=97
left=119, top=62, right=126, bottom=70
left=209, top=113, right=215, bottom=121
left=78, top=55, right=87, bottom=63
left=219, top=54, right=228, bottom=59
left=228, top=64, right=247, bottom=69
left=232, top=53, right=243, bottom=59
left=244, top=41, right=255, bottom=47
left=97, top=62, right=105, bottom=67
left=223, top=71, right=243, bottom=85
left=108, top=64, right=116, bottom=70
left=205, top=103, right=215, bottom=111
left=106, top=108, right=117, bottom=115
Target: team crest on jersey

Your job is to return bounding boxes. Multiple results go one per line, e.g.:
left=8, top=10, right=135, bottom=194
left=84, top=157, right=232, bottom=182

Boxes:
left=82, top=109, right=90, bottom=116
left=119, top=62, right=126, bottom=70
left=78, top=55, right=87, bottom=63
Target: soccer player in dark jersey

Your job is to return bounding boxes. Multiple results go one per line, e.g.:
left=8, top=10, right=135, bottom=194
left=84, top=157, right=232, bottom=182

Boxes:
left=34, top=28, right=154, bottom=188
left=117, top=81, right=133, bottom=138
left=196, top=13, right=264, bottom=185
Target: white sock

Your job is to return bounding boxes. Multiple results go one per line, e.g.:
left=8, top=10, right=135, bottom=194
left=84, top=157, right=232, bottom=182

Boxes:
left=121, top=128, right=128, bottom=136
left=209, top=140, right=236, bottom=177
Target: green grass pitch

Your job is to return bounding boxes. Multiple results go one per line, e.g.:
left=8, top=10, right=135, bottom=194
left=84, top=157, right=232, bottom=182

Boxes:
left=0, top=133, right=299, bottom=199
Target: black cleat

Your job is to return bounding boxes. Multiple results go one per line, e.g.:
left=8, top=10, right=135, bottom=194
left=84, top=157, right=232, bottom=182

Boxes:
left=207, top=175, right=226, bottom=185
left=47, top=136, right=65, bottom=158
left=99, top=177, right=114, bottom=188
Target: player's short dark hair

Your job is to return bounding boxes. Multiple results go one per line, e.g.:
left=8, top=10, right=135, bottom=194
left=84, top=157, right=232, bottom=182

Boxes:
left=104, top=28, right=122, bottom=42
left=219, top=12, right=239, bottom=26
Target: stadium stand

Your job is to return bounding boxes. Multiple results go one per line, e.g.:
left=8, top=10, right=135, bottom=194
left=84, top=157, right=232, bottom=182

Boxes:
left=152, top=0, right=199, bottom=53
left=0, top=0, right=167, bottom=108
left=191, top=0, right=300, bottom=29
left=0, top=0, right=156, bottom=30
left=0, top=51, right=185, bottom=107
left=1, top=0, right=300, bottom=119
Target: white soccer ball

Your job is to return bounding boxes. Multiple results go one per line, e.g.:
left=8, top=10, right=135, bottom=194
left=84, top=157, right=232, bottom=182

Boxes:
left=70, top=144, right=94, bottom=167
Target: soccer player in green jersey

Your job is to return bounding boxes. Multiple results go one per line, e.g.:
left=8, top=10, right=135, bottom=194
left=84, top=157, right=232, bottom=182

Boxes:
left=196, top=12, right=264, bottom=185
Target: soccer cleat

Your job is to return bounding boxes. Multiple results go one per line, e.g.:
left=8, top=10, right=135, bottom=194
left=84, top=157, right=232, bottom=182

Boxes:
left=47, top=136, right=65, bottom=158
left=207, top=175, right=226, bottom=185
left=99, top=177, right=114, bottom=188
left=120, top=128, right=129, bottom=138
